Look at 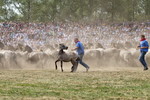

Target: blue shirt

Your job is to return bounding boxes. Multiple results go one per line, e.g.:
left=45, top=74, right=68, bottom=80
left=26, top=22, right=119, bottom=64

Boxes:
left=140, top=40, right=149, bottom=52
left=76, top=41, right=84, bottom=55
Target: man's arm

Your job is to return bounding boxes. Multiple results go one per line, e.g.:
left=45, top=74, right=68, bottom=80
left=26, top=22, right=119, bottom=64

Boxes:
left=72, top=43, right=80, bottom=51
left=141, top=41, right=149, bottom=49
left=72, top=47, right=78, bottom=51
left=137, top=41, right=149, bottom=49
left=140, top=47, right=149, bottom=49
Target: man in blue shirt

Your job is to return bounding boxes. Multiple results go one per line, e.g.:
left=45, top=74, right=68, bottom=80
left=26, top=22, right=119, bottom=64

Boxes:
left=137, top=35, right=149, bottom=70
left=72, top=38, right=90, bottom=72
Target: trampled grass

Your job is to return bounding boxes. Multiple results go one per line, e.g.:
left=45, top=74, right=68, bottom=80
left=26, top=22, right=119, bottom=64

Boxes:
left=0, top=69, right=150, bottom=100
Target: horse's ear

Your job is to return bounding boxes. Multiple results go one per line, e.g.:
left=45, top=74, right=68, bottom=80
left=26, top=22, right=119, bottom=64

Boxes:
left=66, top=46, right=68, bottom=49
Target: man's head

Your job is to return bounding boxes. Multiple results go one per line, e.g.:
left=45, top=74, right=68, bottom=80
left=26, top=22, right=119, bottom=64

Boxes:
left=74, top=38, right=79, bottom=43
left=141, top=35, right=145, bottom=39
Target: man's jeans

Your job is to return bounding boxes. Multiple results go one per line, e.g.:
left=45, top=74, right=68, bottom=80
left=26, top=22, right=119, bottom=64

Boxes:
left=139, top=51, right=148, bottom=68
left=78, top=54, right=89, bottom=69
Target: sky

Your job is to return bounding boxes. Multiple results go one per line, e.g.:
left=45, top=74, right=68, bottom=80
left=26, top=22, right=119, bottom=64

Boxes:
left=2, top=2, right=21, bottom=15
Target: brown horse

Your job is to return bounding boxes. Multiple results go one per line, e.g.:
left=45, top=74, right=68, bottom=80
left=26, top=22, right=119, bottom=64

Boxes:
left=55, top=44, right=79, bottom=72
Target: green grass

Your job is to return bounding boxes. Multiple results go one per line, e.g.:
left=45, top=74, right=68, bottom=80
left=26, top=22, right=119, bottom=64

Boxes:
left=0, top=69, right=150, bottom=100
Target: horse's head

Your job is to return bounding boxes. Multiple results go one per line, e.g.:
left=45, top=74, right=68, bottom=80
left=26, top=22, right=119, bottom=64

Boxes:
left=59, top=44, right=68, bottom=50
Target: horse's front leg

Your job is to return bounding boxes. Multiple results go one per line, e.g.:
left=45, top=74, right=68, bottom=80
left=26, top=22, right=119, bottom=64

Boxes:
left=61, top=61, right=63, bottom=72
left=55, top=60, right=60, bottom=70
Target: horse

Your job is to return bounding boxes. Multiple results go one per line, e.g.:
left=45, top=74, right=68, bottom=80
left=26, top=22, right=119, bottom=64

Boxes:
left=55, top=44, right=79, bottom=72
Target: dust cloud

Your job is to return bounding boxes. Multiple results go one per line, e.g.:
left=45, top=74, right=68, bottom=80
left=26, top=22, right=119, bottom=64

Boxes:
left=0, top=46, right=149, bottom=72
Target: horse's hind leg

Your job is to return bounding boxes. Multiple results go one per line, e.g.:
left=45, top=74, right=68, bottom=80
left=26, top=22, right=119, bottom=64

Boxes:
left=61, top=61, right=63, bottom=72
left=71, top=60, right=74, bottom=72
left=73, top=61, right=78, bottom=72
left=71, top=65, right=74, bottom=72
left=71, top=60, right=78, bottom=72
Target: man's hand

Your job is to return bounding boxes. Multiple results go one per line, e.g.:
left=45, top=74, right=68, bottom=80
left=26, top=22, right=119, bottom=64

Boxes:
left=71, top=48, right=75, bottom=51
left=136, top=46, right=140, bottom=50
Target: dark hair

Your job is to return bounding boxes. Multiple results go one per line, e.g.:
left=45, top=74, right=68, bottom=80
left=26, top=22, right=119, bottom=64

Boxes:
left=74, top=37, right=79, bottom=41
left=141, top=35, right=145, bottom=38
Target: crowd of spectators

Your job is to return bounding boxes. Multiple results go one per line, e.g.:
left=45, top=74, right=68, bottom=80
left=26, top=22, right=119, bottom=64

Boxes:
left=0, top=21, right=150, bottom=50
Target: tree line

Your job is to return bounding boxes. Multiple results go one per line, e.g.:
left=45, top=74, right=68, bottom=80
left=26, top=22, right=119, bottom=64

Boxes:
left=0, top=0, right=150, bottom=23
